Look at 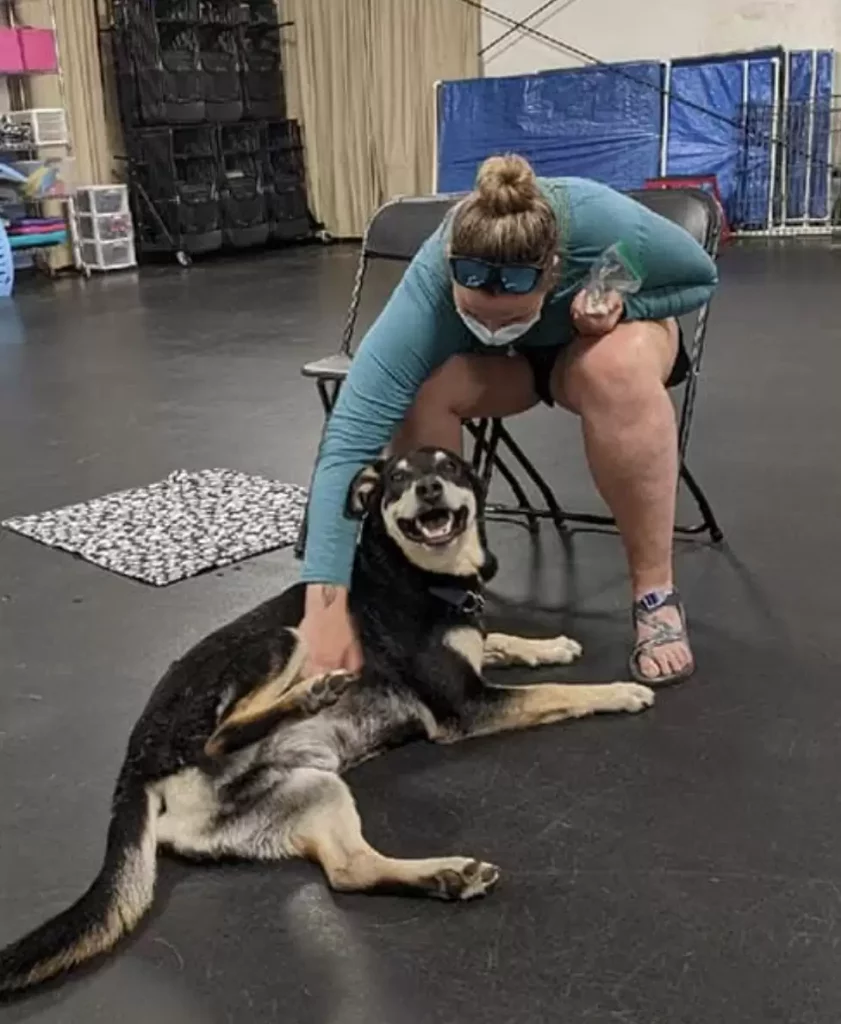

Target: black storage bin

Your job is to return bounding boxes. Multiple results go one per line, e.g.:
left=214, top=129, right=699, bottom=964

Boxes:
left=219, top=136, right=268, bottom=247
left=219, top=121, right=261, bottom=157
left=156, top=17, right=205, bottom=123
left=261, top=118, right=309, bottom=239
left=221, top=176, right=269, bottom=247
left=178, top=183, right=223, bottom=253
left=238, top=18, right=284, bottom=119
left=200, top=26, right=243, bottom=122
left=266, top=183, right=309, bottom=240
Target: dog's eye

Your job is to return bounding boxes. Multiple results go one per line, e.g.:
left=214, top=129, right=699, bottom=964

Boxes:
left=390, top=469, right=410, bottom=486
left=438, top=456, right=457, bottom=474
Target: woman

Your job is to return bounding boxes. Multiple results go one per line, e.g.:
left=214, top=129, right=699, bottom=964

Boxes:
left=299, top=154, right=718, bottom=686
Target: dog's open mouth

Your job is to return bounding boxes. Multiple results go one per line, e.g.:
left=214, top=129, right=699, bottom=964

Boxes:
left=398, top=506, right=468, bottom=547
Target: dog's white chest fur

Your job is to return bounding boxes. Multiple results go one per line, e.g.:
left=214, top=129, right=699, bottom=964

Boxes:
left=443, top=627, right=484, bottom=673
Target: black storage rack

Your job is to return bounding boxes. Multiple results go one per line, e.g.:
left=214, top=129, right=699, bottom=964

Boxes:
left=102, top=0, right=312, bottom=264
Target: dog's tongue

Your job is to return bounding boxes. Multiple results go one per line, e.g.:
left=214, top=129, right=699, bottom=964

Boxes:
left=419, top=510, right=453, bottom=538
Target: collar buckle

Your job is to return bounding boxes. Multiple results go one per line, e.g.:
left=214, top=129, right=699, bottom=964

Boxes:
left=429, top=585, right=485, bottom=617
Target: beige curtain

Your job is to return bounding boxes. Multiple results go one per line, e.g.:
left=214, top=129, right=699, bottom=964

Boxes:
left=284, top=0, right=379, bottom=239
left=284, top=0, right=480, bottom=237
left=53, top=0, right=116, bottom=185
left=25, top=0, right=119, bottom=267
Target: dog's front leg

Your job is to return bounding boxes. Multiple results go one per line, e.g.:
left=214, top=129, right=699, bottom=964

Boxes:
left=427, top=675, right=654, bottom=744
left=482, top=633, right=583, bottom=668
left=453, top=681, right=655, bottom=741
left=423, top=638, right=654, bottom=744
left=205, top=669, right=357, bottom=757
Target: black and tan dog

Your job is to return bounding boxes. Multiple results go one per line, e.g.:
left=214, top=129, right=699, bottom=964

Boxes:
left=0, top=448, right=654, bottom=996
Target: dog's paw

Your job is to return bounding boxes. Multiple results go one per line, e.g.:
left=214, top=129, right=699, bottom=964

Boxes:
left=605, top=682, right=656, bottom=714
left=533, top=635, right=583, bottom=666
left=302, top=670, right=356, bottom=714
left=427, top=858, right=500, bottom=901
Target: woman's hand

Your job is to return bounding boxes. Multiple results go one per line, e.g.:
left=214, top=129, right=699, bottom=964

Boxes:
left=571, top=288, right=624, bottom=337
left=299, top=584, right=363, bottom=676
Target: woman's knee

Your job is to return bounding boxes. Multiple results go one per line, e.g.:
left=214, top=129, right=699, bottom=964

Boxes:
left=555, top=322, right=675, bottom=413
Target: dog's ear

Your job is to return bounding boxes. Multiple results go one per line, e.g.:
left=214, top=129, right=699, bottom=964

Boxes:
left=345, top=460, right=385, bottom=519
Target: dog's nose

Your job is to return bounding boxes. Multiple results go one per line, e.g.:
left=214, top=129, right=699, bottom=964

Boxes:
left=415, top=476, right=444, bottom=503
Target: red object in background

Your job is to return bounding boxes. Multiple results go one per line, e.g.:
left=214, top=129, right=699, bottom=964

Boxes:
left=643, top=175, right=731, bottom=245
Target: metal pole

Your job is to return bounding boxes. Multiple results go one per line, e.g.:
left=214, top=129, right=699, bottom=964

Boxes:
left=780, top=51, right=790, bottom=224
left=803, top=49, right=817, bottom=221
left=767, top=57, right=780, bottom=230
left=821, top=51, right=834, bottom=223
left=659, top=61, right=671, bottom=177
left=432, top=80, right=441, bottom=194
left=739, top=60, right=748, bottom=227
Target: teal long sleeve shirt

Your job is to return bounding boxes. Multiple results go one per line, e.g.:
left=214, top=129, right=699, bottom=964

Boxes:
left=301, top=176, right=719, bottom=587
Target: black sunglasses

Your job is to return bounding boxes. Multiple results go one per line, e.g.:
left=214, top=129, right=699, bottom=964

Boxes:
left=449, top=256, right=544, bottom=295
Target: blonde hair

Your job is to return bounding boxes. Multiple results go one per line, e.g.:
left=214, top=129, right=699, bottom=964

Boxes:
left=450, top=154, right=557, bottom=267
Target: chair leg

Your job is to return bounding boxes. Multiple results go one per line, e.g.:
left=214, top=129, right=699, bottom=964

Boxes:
left=295, top=384, right=342, bottom=561
left=465, top=420, right=539, bottom=535
left=472, top=418, right=724, bottom=546
left=489, top=421, right=569, bottom=540
left=677, top=463, right=724, bottom=543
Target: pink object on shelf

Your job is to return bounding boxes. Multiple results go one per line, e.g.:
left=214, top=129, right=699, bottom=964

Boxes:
left=18, top=28, right=57, bottom=73
left=0, top=27, right=24, bottom=73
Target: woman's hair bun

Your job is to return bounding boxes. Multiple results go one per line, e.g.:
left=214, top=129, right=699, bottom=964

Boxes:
left=475, top=154, right=540, bottom=216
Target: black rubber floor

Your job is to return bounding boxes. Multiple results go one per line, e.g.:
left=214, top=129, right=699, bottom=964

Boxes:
left=1, top=241, right=841, bottom=1023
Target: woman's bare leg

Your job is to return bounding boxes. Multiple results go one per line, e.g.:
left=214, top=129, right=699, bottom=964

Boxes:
left=392, top=352, right=538, bottom=454
left=552, top=319, right=692, bottom=681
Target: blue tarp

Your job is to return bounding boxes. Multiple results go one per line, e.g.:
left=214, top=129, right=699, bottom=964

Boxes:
left=739, top=59, right=776, bottom=228
left=665, top=60, right=745, bottom=220
left=785, top=50, right=813, bottom=220
left=436, top=62, right=663, bottom=194
left=666, top=52, right=782, bottom=227
left=810, top=50, right=833, bottom=219
left=785, top=50, right=834, bottom=221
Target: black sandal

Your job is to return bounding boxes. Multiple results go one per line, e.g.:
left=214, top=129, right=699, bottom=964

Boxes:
left=629, top=589, right=695, bottom=686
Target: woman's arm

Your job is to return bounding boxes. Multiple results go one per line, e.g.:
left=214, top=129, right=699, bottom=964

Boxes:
left=622, top=198, right=719, bottom=322
left=301, top=246, right=465, bottom=589
left=561, top=179, right=719, bottom=323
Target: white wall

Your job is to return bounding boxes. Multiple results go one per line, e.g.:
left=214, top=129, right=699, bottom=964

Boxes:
left=481, top=0, right=841, bottom=78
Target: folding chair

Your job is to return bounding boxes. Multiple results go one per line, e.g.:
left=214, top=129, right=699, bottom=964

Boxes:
left=296, top=187, right=723, bottom=559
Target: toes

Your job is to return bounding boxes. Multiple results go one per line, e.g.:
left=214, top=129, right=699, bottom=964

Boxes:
left=636, top=642, right=694, bottom=683
left=611, top=682, right=656, bottom=712
left=543, top=636, right=583, bottom=665
left=433, top=859, right=500, bottom=901
left=303, top=670, right=354, bottom=712
left=637, top=653, right=660, bottom=680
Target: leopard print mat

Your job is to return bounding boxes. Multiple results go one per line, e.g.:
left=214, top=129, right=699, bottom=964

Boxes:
left=2, top=469, right=308, bottom=586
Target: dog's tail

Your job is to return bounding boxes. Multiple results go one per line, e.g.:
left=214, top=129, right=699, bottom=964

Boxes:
left=0, top=774, right=158, bottom=996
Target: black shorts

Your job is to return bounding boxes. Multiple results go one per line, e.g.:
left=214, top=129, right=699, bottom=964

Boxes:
left=519, top=326, right=689, bottom=407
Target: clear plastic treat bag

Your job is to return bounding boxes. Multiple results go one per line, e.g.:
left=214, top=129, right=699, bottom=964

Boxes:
left=582, top=241, right=643, bottom=315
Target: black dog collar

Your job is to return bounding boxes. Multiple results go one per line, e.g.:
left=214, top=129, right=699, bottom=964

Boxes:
left=428, top=585, right=485, bottom=617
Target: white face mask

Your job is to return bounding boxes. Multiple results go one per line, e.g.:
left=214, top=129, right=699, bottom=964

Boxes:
left=459, top=310, right=540, bottom=347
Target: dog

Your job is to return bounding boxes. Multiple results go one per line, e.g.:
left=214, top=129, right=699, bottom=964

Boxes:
left=0, top=447, right=654, bottom=996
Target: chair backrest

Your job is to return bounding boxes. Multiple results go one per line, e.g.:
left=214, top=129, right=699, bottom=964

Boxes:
left=338, top=194, right=464, bottom=355
left=362, top=193, right=465, bottom=260
left=626, top=187, right=722, bottom=257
